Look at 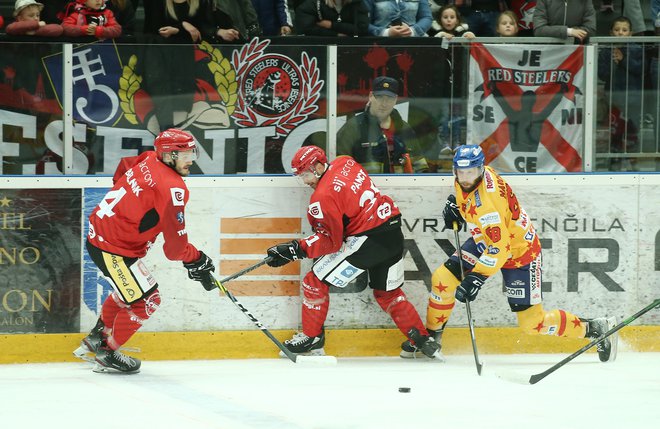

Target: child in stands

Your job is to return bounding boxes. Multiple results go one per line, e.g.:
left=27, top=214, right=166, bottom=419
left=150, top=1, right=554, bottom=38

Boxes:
left=62, top=0, right=122, bottom=38
left=6, top=0, right=63, bottom=36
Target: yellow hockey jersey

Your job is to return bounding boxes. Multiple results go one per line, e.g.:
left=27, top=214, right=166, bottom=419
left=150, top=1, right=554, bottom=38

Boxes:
left=455, top=166, right=541, bottom=278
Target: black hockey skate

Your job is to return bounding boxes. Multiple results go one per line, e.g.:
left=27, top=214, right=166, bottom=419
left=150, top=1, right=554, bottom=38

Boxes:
left=404, top=328, right=445, bottom=361
left=585, top=317, right=618, bottom=362
left=401, top=327, right=445, bottom=361
left=93, top=346, right=141, bottom=373
left=280, top=329, right=326, bottom=357
left=73, top=318, right=105, bottom=363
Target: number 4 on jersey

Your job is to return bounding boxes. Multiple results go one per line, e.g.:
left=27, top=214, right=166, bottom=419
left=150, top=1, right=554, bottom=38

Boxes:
left=96, top=187, right=127, bottom=219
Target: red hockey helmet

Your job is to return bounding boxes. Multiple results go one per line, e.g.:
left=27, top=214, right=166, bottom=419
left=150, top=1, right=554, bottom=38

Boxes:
left=291, top=146, right=327, bottom=175
left=154, top=128, right=197, bottom=161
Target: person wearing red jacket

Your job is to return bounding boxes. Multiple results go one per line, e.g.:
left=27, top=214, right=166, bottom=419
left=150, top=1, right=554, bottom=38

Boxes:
left=62, top=0, right=122, bottom=39
left=266, top=146, right=442, bottom=359
left=74, top=129, right=215, bottom=373
left=6, top=0, right=63, bottom=36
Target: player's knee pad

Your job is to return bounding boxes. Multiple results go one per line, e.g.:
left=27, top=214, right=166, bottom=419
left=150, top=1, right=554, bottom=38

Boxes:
left=430, top=263, right=461, bottom=302
left=301, top=271, right=329, bottom=310
left=127, top=289, right=161, bottom=325
left=516, top=303, right=546, bottom=335
left=373, top=288, right=406, bottom=314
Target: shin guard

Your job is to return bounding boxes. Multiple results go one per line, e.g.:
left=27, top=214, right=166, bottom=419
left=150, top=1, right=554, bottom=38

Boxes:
left=426, top=264, right=460, bottom=331
left=373, top=288, right=427, bottom=337
left=301, top=272, right=329, bottom=337
left=517, top=304, right=587, bottom=338
left=103, top=290, right=161, bottom=350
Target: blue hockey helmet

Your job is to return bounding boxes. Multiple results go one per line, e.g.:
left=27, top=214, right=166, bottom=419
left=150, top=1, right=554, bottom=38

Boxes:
left=453, top=145, right=485, bottom=170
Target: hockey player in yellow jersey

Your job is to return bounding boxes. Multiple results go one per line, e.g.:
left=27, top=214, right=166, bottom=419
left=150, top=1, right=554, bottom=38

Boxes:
left=401, top=145, right=618, bottom=362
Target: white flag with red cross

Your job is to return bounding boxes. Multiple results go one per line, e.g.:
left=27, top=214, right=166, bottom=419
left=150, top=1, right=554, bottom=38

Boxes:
left=467, top=43, right=585, bottom=173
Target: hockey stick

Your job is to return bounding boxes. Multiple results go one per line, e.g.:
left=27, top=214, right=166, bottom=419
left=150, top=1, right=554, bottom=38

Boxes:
left=453, top=222, right=483, bottom=376
left=212, top=257, right=336, bottom=365
left=529, top=298, right=660, bottom=385
left=212, top=257, right=298, bottom=362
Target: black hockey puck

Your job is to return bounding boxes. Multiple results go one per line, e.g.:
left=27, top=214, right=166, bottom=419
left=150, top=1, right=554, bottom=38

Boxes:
left=398, top=387, right=411, bottom=393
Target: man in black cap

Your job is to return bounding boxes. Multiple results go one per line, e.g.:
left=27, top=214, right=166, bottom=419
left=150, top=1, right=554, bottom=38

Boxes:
left=337, top=76, right=429, bottom=174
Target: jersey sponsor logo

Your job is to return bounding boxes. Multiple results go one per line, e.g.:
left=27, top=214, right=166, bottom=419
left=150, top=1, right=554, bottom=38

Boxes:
left=177, top=229, right=187, bottom=236
left=170, top=187, right=185, bottom=206
left=474, top=190, right=482, bottom=207
left=138, top=160, right=156, bottom=188
left=176, top=212, right=184, bottom=224
left=506, top=286, right=526, bottom=298
left=377, top=202, right=392, bottom=219
left=486, top=245, right=500, bottom=255
left=484, top=170, right=496, bottom=192
left=478, top=255, right=498, bottom=267
left=88, top=222, right=96, bottom=238
left=479, top=212, right=501, bottom=226
left=308, top=201, right=324, bottom=219
left=524, top=230, right=535, bottom=241
left=546, top=326, right=557, bottom=335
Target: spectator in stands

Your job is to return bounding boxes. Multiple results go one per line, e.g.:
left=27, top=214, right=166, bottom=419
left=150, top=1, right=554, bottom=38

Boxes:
left=428, top=4, right=474, bottom=38
left=106, top=0, right=135, bottom=34
left=496, top=10, right=520, bottom=37
left=533, top=0, right=596, bottom=42
left=429, top=5, right=471, bottom=156
left=364, top=0, right=432, bottom=37
left=295, top=0, right=369, bottom=36
left=337, top=76, right=429, bottom=173
left=6, top=0, right=63, bottom=36
left=453, top=0, right=507, bottom=37
left=251, top=0, right=292, bottom=36
left=210, top=0, right=262, bottom=43
left=62, top=0, right=122, bottom=38
left=598, top=16, right=643, bottom=153
left=145, top=0, right=212, bottom=43
left=0, top=15, right=4, bottom=30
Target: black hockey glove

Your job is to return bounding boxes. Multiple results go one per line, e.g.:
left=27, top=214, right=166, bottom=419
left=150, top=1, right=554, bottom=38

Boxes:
left=455, top=272, right=487, bottom=303
left=443, top=194, right=464, bottom=230
left=183, top=251, right=216, bottom=291
left=266, top=240, right=305, bottom=267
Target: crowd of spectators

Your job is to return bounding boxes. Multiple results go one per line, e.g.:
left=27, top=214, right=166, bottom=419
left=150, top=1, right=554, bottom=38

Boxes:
left=0, top=1, right=657, bottom=40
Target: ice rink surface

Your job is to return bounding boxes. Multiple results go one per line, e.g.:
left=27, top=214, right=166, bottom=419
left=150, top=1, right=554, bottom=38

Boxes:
left=1, top=353, right=658, bottom=429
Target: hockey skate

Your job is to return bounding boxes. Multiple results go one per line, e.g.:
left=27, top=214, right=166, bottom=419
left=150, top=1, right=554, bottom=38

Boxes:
left=585, top=317, right=618, bottom=363
left=402, top=328, right=445, bottom=361
left=93, top=347, right=141, bottom=373
left=73, top=318, right=105, bottom=363
left=279, top=329, right=326, bottom=357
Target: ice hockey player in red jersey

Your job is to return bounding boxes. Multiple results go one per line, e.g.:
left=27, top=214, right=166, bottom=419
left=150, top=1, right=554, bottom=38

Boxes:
left=266, top=145, right=442, bottom=359
left=401, top=144, right=618, bottom=362
left=74, top=128, right=216, bottom=373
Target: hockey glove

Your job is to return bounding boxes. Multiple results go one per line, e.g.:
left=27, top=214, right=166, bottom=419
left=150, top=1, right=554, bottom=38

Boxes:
left=183, top=251, right=216, bottom=291
left=266, top=240, right=305, bottom=267
left=455, top=272, right=487, bottom=303
left=443, top=194, right=464, bottom=230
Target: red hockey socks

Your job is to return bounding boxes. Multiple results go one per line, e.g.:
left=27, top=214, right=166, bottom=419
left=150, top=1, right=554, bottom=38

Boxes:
left=373, top=288, right=427, bottom=338
left=301, top=272, right=329, bottom=337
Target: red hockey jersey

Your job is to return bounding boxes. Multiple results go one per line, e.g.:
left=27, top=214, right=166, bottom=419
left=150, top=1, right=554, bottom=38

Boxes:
left=299, top=156, right=401, bottom=258
left=88, top=151, right=200, bottom=263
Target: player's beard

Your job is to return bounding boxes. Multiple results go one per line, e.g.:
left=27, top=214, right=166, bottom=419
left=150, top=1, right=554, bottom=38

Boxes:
left=457, top=176, right=482, bottom=193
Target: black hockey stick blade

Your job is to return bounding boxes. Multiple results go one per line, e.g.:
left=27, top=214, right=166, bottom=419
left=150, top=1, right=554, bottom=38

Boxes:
left=529, top=298, right=660, bottom=385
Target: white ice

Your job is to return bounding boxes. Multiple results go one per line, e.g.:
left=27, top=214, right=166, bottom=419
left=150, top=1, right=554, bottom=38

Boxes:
left=1, top=353, right=658, bottom=429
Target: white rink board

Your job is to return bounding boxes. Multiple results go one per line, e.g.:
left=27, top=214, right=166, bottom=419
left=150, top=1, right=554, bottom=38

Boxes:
left=22, top=173, right=653, bottom=332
